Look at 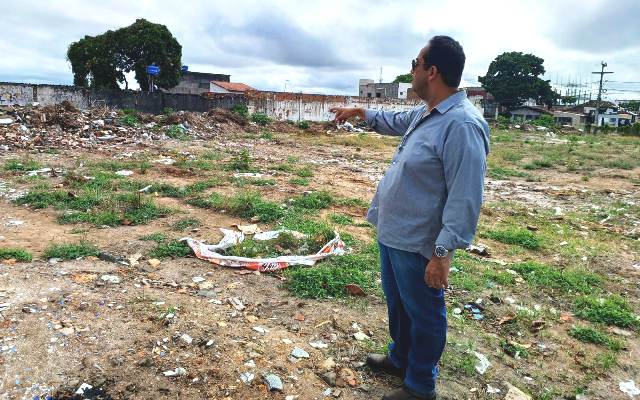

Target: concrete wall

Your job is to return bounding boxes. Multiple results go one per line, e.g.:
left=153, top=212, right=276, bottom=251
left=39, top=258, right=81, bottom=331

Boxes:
left=0, top=82, right=246, bottom=114
left=1, top=82, right=420, bottom=121
left=246, top=91, right=421, bottom=122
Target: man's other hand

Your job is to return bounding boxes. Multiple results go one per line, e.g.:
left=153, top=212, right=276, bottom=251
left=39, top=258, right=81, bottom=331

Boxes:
left=329, top=107, right=365, bottom=124
left=425, top=256, right=450, bottom=289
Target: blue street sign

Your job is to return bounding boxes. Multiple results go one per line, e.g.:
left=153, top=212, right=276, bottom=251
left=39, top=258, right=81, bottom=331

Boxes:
left=181, top=65, right=189, bottom=72
left=146, top=65, right=160, bottom=76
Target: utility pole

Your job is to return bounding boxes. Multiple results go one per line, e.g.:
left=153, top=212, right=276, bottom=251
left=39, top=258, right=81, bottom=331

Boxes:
left=379, top=67, right=383, bottom=84
left=592, top=61, right=613, bottom=129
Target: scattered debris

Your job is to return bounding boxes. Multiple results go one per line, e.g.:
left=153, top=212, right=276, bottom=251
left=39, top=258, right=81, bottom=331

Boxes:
left=264, top=374, right=283, bottom=391
left=504, top=382, right=532, bottom=400
left=100, top=275, right=121, bottom=284
left=163, top=367, right=187, bottom=377
left=291, top=347, right=310, bottom=359
left=474, top=351, right=491, bottom=375
left=353, top=332, right=369, bottom=341
left=240, top=372, right=255, bottom=384
left=619, top=380, right=640, bottom=398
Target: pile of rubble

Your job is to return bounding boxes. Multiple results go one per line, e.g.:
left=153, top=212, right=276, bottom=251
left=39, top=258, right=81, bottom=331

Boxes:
left=0, top=101, right=261, bottom=151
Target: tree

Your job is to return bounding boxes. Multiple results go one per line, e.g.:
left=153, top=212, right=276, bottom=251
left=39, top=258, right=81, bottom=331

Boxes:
left=393, top=73, right=412, bottom=83
left=620, top=100, right=640, bottom=111
left=561, top=95, right=577, bottom=105
left=67, top=19, right=182, bottom=90
left=478, top=52, right=559, bottom=109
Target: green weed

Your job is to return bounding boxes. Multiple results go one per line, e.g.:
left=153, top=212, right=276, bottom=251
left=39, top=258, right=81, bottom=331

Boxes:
left=573, top=295, right=639, bottom=329
left=43, top=242, right=98, bottom=260
left=0, top=248, right=33, bottom=262
left=483, top=228, right=542, bottom=250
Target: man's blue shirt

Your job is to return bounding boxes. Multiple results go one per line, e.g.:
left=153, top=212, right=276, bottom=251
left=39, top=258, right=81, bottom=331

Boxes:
left=364, top=90, right=490, bottom=259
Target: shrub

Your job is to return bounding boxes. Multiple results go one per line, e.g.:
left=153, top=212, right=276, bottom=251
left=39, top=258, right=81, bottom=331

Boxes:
left=297, top=120, right=310, bottom=129
left=250, top=112, right=271, bottom=125
left=231, top=104, right=249, bottom=118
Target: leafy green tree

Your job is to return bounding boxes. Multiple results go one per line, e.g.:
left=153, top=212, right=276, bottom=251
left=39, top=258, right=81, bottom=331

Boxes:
left=67, top=19, right=182, bottom=90
left=561, top=95, right=577, bottom=105
left=620, top=100, right=640, bottom=111
left=393, top=73, right=412, bottom=83
left=479, top=52, right=558, bottom=109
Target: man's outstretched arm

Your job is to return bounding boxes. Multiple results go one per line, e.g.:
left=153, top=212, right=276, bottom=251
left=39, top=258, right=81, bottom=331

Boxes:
left=330, top=107, right=416, bottom=136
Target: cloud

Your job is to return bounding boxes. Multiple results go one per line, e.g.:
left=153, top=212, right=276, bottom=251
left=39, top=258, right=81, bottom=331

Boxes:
left=0, top=0, right=638, bottom=99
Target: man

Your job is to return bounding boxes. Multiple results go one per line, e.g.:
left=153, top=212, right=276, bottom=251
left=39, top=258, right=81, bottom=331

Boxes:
left=330, top=36, right=489, bottom=400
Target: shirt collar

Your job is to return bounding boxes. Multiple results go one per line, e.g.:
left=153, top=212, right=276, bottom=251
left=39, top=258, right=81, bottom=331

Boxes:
left=432, top=90, right=467, bottom=115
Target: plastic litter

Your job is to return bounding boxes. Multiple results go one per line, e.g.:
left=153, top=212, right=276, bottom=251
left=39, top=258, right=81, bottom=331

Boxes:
left=183, top=228, right=346, bottom=272
left=619, top=380, right=640, bottom=398
left=474, top=351, right=491, bottom=374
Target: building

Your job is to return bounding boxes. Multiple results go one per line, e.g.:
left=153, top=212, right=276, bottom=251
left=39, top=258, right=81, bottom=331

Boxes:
left=553, top=110, right=587, bottom=127
left=464, top=87, right=498, bottom=119
left=358, top=79, right=412, bottom=100
left=166, top=71, right=230, bottom=95
left=509, top=105, right=553, bottom=121
left=210, top=81, right=255, bottom=94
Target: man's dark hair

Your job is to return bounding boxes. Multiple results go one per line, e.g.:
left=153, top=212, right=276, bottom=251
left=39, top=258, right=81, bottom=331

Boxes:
left=422, top=35, right=465, bottom=88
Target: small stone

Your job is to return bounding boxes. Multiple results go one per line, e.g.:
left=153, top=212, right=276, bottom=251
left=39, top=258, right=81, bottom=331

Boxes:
left=310, top=340, right=328, bottom=349
left=264, top=374, right=283, bottom=391
left=291, top=347, right=309, bottom=359
left=353, top=331, right=369, bottom=341
left=163, top=367, right=186, bottom=377
left=100, top=275, right=121, bottom=284
left=192, top=276, right=206, bottom=283
left=148, top=259, right=161, bottom=267
left=180, top=334, right=193, bottom=345
left=60, top=327, right=75, bottom=336
left=253, top=326, right=268, bottom=334
left=322, top=371, right=337, bottom=387
left=240, top=372, right=255, bottom=384
left=321, top=358, right=336, bottom=371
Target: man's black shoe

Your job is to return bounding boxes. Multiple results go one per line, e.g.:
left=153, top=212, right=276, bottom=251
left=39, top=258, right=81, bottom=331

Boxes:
left=366, top=353, right=405, bottom=378
left=382, top=386, right=437, bottom=400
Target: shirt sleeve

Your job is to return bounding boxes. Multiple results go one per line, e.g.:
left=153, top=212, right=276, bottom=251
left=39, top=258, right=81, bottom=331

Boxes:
left=364, top=109, right=416, bottom=136
left=435, top=121, right=489, bottom=251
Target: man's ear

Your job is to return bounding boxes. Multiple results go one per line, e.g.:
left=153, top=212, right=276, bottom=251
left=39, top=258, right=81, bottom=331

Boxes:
left=427, top=65, right=438, bottom=81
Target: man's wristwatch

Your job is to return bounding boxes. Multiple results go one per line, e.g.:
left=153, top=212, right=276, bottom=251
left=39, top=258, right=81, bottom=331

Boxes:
left=434, top=245, right=449, bottom=258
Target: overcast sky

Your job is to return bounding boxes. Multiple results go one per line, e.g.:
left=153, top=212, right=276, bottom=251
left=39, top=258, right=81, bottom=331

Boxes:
left=1, top=0, right=639, bottom=100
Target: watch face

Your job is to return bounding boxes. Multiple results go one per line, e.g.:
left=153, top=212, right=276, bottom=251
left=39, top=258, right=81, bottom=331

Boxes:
left=435, top=246, right=448, bottom=257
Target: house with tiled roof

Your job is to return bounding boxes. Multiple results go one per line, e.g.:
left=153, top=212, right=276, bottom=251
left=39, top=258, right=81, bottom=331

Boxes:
left=210, top=81, right=255, bottom=94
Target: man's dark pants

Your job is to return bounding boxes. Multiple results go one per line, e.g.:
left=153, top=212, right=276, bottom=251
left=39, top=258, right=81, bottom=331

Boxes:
left=378, top=242, right=447, bottom=396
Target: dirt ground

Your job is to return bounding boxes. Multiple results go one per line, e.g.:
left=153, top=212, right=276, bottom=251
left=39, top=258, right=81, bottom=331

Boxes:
left=1, top=115, right=639, bottom=400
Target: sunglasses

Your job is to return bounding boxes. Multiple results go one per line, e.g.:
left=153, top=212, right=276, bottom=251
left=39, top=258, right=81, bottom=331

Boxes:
left=411, top=58, right=419, bottom=71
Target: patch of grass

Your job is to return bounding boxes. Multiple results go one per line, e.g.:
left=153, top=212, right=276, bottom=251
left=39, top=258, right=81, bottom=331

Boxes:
left=250, top=112, right=271, bottom=125
left=183, top=179, right=222, bottom=195
left=0, top=248, right=33, bottom=262
left=201, top=150, right=223, bottom=160
left=329, top=213, right=354, bottom=225
left=272, top=163, right=294, bottom=173
left=483, top=228, right=542, bottom=250
left=336, top=197, right=369, bottom=208
left=287, top=156, right=300, bottom=164
left=188, top=191, right=284, bottom=223
left=295, top=166, right=314, bottom=178
left=171, top=218, right=201, bottom=231
left=500, top=340, right=530, bottom=358
left=139, top=232, right=167, bottom=242
left=594, top=351, right=618, bottom=370
left=284, top=254, right=378, bottom=299
left=166, top=124, right=189, bottom=140
left=482, top=269, right=516, bottom=286
left=573, top=295, right=639, bottom=329
left=290, top=177, right=309, bottom=186
left=233, top=177, right=276, bottom=187
left=569, top=325, right=623, bottom=351
left=441, top=348, right=477, bottom=377
left=604, top=159, right=634, bottom=170
left=259, top=130, right=274, bottom=140
left=15, top=190, right=70, bottom=209
left=522, top=159, right=554, bottom=170
left=4, top=158, right=42, bottom=172
left=225, top=149, right=252, bottom=171
left=297, top=120, right=310, bottom=129
left=488, top=166, right=531, bottom=180
left=58, top=210, right=121, bottom=226
left=43, top=241, right=98, bottom=260
left=291, top=191, right=334, bottom=210
left=510, top=262, right=601, bottom=293
left=148, top=240, right=192, bottom=259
